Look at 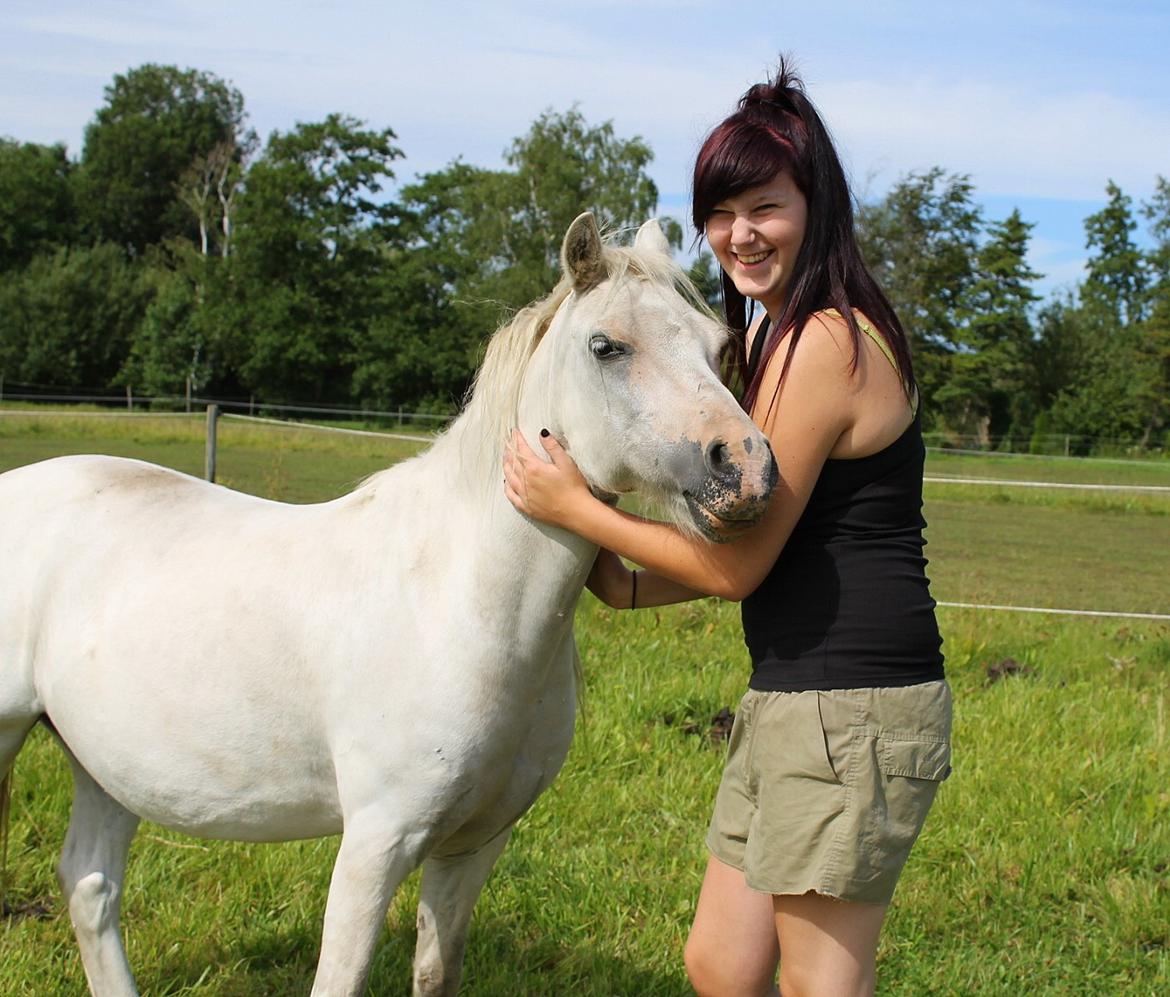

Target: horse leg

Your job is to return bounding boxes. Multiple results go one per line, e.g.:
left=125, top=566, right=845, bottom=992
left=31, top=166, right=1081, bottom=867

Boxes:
left=310, top=813, right=430, bottom=997
left=57, top=760, right=141, bottom=997
left=411, top=828, right=513, bottom=997
left=0, top=663, right=40, bottom=781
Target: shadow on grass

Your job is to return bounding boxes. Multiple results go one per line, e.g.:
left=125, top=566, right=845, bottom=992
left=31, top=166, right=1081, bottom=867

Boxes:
left=144, top=914, right=690, bottom=996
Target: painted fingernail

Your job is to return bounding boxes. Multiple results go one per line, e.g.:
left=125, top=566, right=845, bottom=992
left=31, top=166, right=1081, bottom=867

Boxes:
left=540, top=428, right=550, bottom=437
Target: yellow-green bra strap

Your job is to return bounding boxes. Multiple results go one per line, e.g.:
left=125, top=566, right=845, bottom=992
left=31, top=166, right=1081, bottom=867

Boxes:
left=824, top=308, right=917, bottom=414
left=824, top=308, right=897, bottom=372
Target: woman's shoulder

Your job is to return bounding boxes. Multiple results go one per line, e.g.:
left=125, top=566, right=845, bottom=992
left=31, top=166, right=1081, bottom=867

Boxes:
left=790, top=308, right=859, bottom=365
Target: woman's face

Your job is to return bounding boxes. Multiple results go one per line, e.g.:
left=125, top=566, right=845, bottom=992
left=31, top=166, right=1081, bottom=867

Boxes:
left=705, top=170, right=808, bottom=319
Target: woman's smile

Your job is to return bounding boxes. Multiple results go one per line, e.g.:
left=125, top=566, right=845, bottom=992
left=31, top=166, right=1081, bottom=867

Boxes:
left=735, top=249, right=774, bottom=265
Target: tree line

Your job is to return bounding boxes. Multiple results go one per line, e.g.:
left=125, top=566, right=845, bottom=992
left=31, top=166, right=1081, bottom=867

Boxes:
left=1, top=64, right=1167, bottom=451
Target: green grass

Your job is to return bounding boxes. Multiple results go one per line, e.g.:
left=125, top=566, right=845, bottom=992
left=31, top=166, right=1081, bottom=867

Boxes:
left=925, top=448, right=1170, bottom=488
left=2, top=409, right=1168, bottom=995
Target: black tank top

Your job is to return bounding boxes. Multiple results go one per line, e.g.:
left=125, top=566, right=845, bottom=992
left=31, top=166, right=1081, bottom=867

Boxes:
left=740, top=316, right=945, bottom=692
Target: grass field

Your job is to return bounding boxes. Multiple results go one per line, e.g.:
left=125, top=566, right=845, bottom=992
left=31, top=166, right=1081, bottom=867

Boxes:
left=1, top=409, right=1168, bottom=995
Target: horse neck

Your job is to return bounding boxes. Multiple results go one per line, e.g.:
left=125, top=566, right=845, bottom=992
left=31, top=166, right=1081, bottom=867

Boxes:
left=418, top=358, right=598, bottom=627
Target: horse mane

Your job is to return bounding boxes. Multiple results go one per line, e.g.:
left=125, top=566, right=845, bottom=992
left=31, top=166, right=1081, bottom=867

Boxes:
left=422, top=238, right=716, bottom=494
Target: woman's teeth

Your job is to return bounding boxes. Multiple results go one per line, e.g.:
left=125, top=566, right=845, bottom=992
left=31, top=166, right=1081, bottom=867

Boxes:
left=737, top=250, right=770, bottom=264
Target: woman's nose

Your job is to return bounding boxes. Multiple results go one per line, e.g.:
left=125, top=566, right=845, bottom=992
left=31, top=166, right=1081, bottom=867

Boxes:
left=729, top=214, right=754, bottom=246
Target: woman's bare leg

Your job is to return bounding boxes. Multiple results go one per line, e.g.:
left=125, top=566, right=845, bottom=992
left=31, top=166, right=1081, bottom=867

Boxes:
left=685, top=855, right=780, bottom=997
left=772, top=891, right=887, bottom=997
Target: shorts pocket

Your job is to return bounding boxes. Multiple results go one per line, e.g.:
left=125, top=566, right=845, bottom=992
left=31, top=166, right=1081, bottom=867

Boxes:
left=877, top=734, right=951, bottom=782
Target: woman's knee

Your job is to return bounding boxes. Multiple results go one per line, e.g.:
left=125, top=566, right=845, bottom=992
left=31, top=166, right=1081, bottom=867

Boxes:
left=684, top=932, right=777, bottom=997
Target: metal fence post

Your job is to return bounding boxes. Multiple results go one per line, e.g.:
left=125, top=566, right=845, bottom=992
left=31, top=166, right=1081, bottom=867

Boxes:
left=205, top=404, right=220, bottom=482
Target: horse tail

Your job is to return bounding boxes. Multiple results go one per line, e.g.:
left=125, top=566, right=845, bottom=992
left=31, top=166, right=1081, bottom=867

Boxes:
left=0, top=771, right=11, bottom=914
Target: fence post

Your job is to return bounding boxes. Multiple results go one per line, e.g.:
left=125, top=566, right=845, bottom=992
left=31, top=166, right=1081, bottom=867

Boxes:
left=186, top=376, right=192, bottom=413
left=126, top=385, right=133, bottom=411
left=205, top=404, right=220, bottom=482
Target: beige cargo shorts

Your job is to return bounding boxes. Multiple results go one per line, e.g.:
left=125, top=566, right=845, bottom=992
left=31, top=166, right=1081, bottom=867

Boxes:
left=706, top=680, right=952, bottom=905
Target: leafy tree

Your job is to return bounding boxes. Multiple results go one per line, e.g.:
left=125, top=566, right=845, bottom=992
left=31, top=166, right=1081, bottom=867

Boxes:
left=685, top=251, right=722, bottom=311
left=119, top=245, right=238, bottom=398
left=1143, top=175, right=1170, bottom=323
left=1034, top=181, right=1165, bottom=450
left=1043, top=323, right=1158, bottom=449
left=1137, top=176, right=1170, bottom=442
left=176, top=136, right=255, bottom=258
left=401, top=108, right=676, bottom=309
left=385, top=107, right=681, bottom=410
left=857, top=168, right=982, bottom=415
left=76, top=64, right=249, bottom=255
left=937, top=209, right=1041, bottom=443
left=1033, top=290, right=1159, bottom=451
left=0, top=139, right=77, bottom=272
left=493, top=106, right=673, bottom=303
left=225, top=114, right=403, bottom=402
left=350, top=239, right=482, bottom=413
left=0, top=244, right=149, bottom=390
left=1081, top=180, right=1147, bottom=328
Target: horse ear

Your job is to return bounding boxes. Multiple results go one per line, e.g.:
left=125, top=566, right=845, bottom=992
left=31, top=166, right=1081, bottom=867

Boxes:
left=633, top=218, right=671, bottom=257
left=561, top=212, right=607, bottom=292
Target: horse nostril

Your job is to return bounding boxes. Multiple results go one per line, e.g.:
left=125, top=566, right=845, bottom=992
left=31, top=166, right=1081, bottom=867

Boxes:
left=705, top=439, right=734, bottom=477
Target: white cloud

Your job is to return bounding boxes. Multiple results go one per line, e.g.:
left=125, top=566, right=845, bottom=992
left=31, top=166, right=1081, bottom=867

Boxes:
left=822, top=76, right=1170, bottom=201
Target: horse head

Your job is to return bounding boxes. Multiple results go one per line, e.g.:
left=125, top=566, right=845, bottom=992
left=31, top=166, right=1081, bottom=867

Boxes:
left=520, top=212, right=777, bottom=541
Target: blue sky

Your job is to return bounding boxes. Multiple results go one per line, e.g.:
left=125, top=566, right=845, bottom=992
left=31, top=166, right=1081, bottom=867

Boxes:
left=3, top=0, right=1168, bottom=299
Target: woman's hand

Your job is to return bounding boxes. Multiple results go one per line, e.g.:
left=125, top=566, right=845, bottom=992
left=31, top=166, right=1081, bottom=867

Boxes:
left=586, top=548, right=632, bottom=608
left=503, top=429, right=594, bottom=529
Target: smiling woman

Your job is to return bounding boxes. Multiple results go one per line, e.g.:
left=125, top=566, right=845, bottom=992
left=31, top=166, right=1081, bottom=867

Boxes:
left=502, top=57, right=950, bottom=997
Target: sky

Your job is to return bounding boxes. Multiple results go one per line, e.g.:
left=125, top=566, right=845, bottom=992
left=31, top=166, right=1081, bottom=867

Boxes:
left=3, top=0, right=1169, bottom=299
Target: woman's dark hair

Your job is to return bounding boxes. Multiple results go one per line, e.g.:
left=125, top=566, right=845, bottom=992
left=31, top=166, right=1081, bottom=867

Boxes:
left=692, top=57, right=915, bottom=415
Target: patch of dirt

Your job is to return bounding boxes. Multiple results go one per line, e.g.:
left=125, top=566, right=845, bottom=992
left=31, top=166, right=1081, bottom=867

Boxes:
left=2, top=896, right=55, bottom=921
left=985, top=657, right=1035, bottom=683
left=663, top=706, right=735, bottom=745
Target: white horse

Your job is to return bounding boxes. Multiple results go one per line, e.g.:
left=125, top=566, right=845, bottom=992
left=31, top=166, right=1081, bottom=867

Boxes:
left=0, top=213, right=776, bottom=996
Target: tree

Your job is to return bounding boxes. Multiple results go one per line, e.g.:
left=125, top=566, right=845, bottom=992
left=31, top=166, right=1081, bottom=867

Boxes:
left=494, top=106, right=673, bottom=302
left=1143, top=175, right=1170, bottom=324
left=1031, top=180, right=1166, bottom=450
left=176, top=136, right=254, bottom=258
left=350, top=237, right=484, bottom=413
left=936, top=209, right=1041, bottom=443
left=0, top=139, right=77, bottom=272
left=76, top=64, right=250, bottom=255
left=1081, top=180, right=1147, bottom=328
left=0, top=244, right=149, bottom=391
left=685, top=251, right=722, bottom=311
left=225, top=114, right=403, bottom=402
left=118, top=243, right=242, bottom=399
left=386, top=107, right=680, bottom=411
left=857, top=168, right=982, bottom=415
left=1138, top=176, right=1170, bottom=441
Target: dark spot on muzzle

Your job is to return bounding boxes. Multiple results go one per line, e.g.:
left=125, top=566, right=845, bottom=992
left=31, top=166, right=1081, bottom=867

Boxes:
left=681, top=435, right=776, bottom=542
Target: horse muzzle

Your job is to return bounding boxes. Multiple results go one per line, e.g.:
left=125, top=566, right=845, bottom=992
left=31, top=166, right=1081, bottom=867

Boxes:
left=682, top=434, right=778, bottom=542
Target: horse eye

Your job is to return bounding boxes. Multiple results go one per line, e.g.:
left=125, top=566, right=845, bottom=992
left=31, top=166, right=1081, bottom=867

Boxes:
left=590, top=336, right=625, bottom=359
